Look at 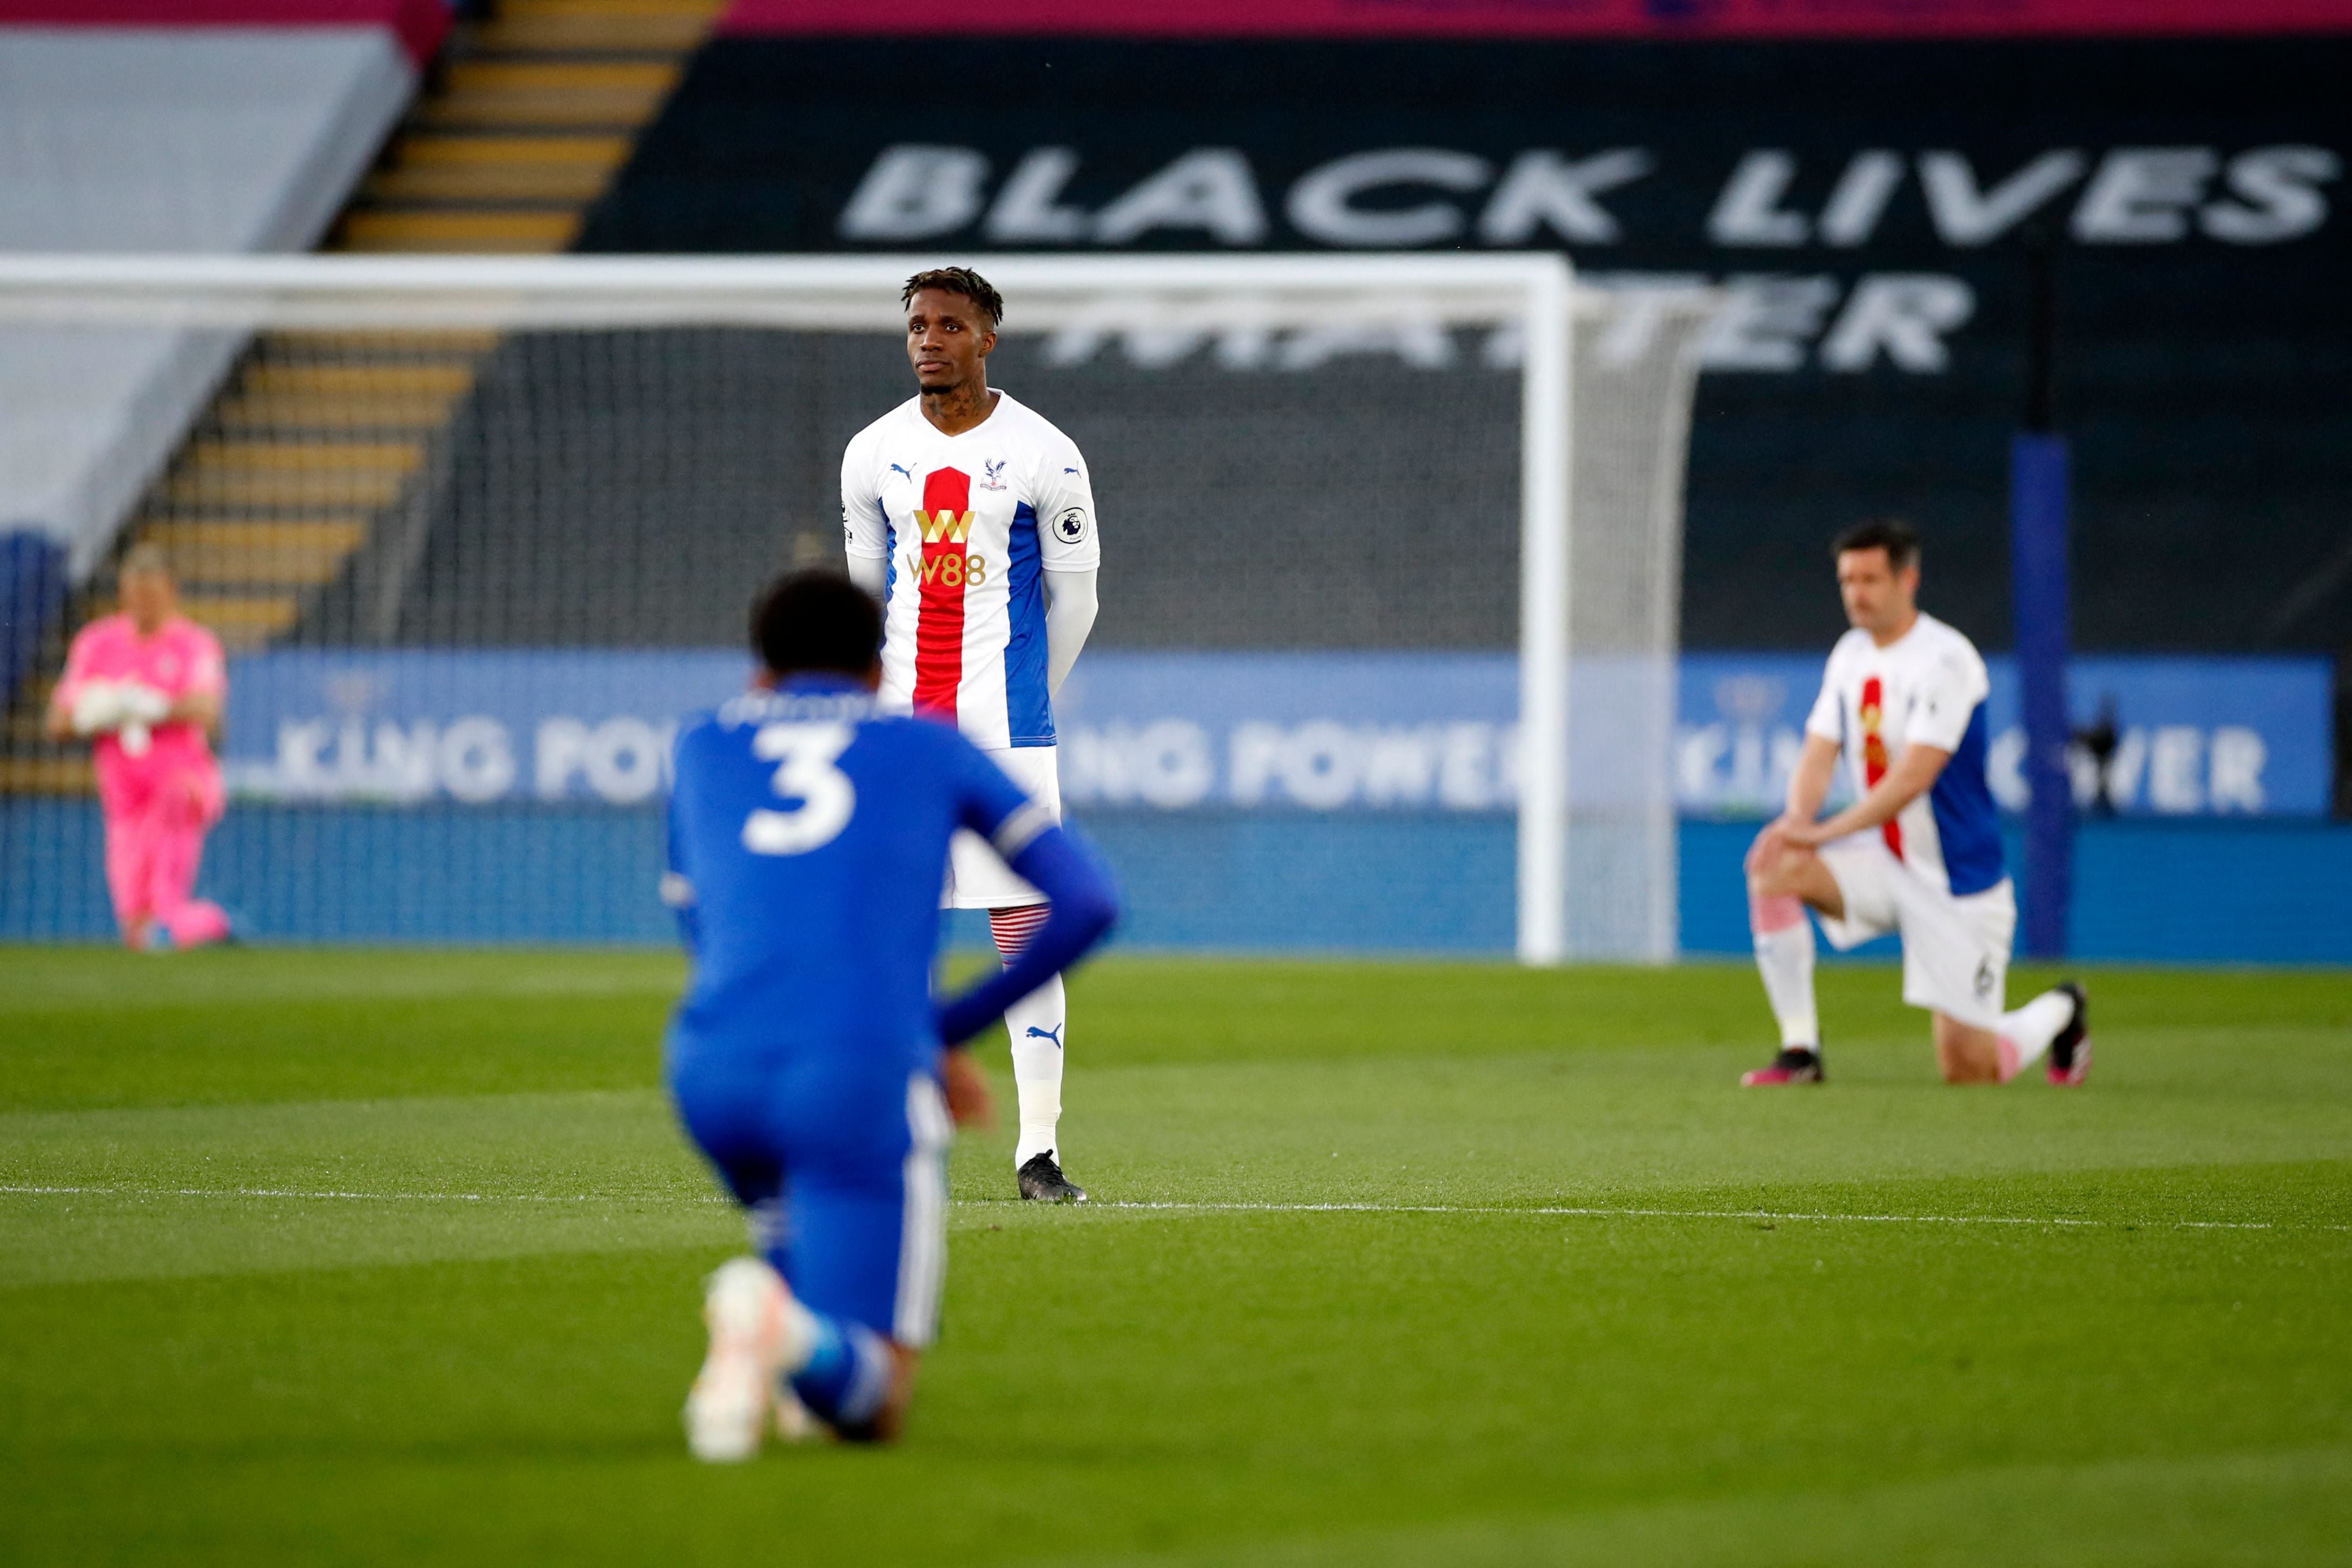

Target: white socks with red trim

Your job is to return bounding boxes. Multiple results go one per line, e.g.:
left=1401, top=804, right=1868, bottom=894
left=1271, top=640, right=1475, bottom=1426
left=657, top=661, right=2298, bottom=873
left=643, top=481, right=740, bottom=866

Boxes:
left=1750, top=894, right=1820, bottom=1051
left=991, top=905, right=1065, bottom=1169
left=1996, top=989, right=2076, bottom=1083
left=1751, top=886, right=2073, bottom=1083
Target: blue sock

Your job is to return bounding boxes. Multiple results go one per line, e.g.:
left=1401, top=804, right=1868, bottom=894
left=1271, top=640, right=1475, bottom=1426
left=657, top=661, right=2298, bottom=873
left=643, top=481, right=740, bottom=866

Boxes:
left=787, top=1314, right=894, bottom=1431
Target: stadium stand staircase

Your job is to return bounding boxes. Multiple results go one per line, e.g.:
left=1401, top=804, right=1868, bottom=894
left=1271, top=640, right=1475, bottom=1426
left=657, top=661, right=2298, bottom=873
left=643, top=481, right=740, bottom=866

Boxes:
left=2, top=0, right=724, bottom=792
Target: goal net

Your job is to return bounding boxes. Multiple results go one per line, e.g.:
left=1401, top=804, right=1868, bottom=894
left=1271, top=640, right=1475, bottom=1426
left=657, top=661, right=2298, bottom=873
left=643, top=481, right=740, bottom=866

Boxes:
left=0, top=254, right=1708, bottom=961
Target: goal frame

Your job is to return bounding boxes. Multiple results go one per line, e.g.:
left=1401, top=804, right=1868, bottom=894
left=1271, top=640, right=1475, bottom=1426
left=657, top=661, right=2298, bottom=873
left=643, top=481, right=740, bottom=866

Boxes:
left=0, top=250, right=1577, bottom=964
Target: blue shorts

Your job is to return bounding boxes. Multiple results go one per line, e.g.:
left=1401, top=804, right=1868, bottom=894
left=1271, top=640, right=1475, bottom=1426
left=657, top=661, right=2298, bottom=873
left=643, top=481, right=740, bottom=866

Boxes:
left=669, top=1053, right=952, bottom=1348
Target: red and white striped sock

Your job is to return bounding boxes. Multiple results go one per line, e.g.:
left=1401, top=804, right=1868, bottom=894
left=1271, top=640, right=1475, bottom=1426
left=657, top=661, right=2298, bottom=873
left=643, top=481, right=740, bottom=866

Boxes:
left=989, top=904, right=1051, bottom=961
left=990, top=903, right=1065, bottom=1168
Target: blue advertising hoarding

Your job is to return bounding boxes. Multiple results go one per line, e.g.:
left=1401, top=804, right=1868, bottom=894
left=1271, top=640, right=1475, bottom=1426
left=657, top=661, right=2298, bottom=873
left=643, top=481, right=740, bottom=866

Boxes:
left=220, top=648, right=2333, bottom=818
left=221, top=649, right=753, bottom=807
left=1676, top=653, right=2333, bottom=818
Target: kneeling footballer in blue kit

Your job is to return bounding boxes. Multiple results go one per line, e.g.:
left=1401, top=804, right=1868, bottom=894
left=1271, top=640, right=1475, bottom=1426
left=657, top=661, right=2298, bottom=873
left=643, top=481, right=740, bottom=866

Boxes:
left=662, top=570, right=1118, bottom=1457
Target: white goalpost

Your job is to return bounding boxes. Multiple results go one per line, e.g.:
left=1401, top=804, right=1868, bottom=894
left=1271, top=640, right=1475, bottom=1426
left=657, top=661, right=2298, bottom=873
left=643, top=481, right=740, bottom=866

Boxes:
left=0, top=252, right=1706, bottom=961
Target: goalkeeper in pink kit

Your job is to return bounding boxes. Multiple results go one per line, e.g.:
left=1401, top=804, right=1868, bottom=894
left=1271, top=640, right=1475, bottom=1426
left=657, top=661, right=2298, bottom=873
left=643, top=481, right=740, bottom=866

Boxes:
left=44, top=545, right=233, bottom=951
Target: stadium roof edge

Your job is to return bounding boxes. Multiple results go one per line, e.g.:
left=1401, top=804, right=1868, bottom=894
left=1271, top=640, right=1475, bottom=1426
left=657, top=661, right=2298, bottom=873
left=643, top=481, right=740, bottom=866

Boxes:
left=0, top=1, right=448, bottom=66
left=716, top=0, right=2352, bottom=40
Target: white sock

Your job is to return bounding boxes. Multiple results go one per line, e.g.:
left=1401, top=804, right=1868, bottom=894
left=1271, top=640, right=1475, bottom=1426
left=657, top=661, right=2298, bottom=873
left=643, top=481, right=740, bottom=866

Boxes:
left=1997, top=989, right=2075, bottom=1080
left=1751, top=895, right=1819, bottom=1050
left=1004, top=972, right=1065, bottom=1168
left=990, top=905, right=1067, bottom=1169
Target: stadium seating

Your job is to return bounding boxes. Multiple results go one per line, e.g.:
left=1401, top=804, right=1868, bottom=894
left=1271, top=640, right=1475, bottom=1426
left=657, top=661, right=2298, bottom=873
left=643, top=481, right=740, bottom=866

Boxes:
left=84, top=1, right=726, bottom=656
left=0, top=2, right=443, bottom=787
left=337, top=0, right=724, bottom=253
left=0, top=0, right=726, bottom=790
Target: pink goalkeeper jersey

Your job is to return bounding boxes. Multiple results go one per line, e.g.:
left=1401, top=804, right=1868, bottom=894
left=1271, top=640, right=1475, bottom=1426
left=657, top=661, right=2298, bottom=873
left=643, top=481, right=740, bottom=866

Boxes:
left=56, top=613, right=226, bottom=790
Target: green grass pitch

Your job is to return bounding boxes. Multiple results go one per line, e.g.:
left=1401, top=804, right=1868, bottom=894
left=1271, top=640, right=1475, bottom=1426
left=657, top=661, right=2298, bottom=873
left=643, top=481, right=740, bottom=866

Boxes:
left=2, top=948, right=2348, bottom=1566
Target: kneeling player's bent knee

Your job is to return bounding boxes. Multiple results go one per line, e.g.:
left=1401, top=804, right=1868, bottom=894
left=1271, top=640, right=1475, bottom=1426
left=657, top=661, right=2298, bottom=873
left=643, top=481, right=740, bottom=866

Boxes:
left=789, top=1107, right=948, bottom=1350
left=1755, top=854, right=1844, bottom=923
left=1933, top=1018, right=2004, bottom=1084
left=1745, top=849, right=1801, bottom=901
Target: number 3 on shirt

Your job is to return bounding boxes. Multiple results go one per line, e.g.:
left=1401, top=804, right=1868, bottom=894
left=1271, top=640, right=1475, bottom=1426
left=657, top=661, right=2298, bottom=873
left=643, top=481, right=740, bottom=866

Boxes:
left=742, top=722, right=855, bottom=855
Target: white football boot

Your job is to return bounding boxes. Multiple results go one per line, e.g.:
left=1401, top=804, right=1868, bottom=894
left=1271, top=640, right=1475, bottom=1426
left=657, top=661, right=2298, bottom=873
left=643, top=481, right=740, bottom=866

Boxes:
left=683, top=1257, right=813, bottom=1462
left=774, top=1388, right=819, bottom=1443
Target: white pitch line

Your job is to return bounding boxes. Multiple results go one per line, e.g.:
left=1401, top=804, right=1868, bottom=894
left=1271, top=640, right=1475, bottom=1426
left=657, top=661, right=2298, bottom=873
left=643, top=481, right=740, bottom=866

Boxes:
left=2, top=1185, right=2342, bottom=1234
left=1002, top=1200, right=2350, bottom=1234
left=0, top=1184, right=713, bottom=1205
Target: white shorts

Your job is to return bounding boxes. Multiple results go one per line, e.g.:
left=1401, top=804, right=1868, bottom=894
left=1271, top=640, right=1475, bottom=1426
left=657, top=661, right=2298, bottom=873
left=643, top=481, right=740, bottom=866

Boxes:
left=944, top=744, right=1059, bottom=911
left=1815, top=838, right=2016, bottom=1029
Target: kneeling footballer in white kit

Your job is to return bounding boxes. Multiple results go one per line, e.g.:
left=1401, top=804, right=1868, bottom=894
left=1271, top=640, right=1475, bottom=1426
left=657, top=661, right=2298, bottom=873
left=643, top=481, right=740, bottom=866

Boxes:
left=1741, top=518, right=2090, bottom=1088
left=842, top=265, right=1101, bottom=1200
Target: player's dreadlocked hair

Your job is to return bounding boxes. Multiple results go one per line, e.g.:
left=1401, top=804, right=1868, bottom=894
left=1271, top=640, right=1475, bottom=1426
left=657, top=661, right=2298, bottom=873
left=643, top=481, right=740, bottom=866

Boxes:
left=752, top=570, right=882, bottom=679
left=1832, top=516, right=1921, bottom=571
left=901, top=266, right=1004, bottom=328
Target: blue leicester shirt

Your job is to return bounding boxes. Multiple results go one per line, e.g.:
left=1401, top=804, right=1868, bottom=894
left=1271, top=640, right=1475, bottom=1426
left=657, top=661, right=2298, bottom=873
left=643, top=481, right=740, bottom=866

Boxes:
left=663, top=676, right=1045, bottom=1081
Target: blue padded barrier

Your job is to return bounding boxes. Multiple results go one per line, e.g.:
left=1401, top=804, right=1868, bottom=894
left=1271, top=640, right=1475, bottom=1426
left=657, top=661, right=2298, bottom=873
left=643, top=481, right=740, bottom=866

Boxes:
left=0, top=531, right=66, bottom=717
left=6, top=800, right=2351, bottom=962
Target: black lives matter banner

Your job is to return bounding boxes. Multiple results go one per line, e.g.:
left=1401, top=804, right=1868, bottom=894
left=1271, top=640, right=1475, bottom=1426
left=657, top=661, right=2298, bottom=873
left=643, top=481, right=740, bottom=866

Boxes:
left=581, top=36, right=2352, bottom=654
left=821, top=140, right=2323, bottom=376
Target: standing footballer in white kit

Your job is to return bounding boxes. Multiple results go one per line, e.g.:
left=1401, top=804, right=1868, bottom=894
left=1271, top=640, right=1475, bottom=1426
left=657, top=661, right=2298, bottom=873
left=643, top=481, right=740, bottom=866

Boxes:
left=1741, top=518, right=2090, bottom=1089
left=842, top=266, right=1102, bottom=1202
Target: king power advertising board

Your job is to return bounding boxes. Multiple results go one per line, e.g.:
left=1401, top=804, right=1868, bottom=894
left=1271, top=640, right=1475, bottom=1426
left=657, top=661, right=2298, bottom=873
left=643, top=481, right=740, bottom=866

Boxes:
left=218, top=650, right=2330, bottom=819
left=582, top=32, right=2352, bottom=657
